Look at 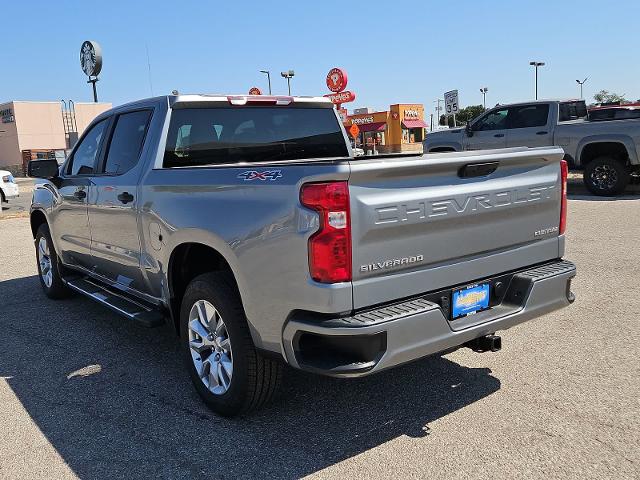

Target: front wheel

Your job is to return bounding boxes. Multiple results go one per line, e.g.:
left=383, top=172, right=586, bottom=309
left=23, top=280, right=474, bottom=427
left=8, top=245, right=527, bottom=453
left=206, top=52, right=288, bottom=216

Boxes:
left=180, top=272, right=282, bottom=416
left=583, top=156, right=630, bottom=196
left=35, top=224, right=71, bottom=299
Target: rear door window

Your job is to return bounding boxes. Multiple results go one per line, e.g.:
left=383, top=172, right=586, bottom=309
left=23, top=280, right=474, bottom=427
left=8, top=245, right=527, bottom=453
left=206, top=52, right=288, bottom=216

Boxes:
left=103, top=110, right=152, bottom=175
left=163, top=107, right=348, bottom=167
left=508, top=104, right=550, bottom=129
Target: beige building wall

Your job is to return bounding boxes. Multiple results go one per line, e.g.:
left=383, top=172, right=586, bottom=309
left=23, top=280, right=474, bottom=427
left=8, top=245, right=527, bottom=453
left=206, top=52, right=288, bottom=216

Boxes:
left=0, top=100, right=111, bottom=171
left=73, top=102, right=112, bottom=135
left=0, top=102, right=21, bottom=168
left=14, top=102, right=67, bottom=154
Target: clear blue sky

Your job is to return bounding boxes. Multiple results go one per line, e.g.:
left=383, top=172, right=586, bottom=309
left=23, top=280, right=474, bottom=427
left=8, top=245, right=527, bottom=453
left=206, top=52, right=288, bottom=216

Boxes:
left=2, top=0, right=639, bottom=116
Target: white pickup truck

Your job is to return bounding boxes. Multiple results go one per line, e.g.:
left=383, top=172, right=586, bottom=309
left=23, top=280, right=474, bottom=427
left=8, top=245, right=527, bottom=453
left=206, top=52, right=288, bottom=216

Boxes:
left=424, top=100, right=640, bottom=196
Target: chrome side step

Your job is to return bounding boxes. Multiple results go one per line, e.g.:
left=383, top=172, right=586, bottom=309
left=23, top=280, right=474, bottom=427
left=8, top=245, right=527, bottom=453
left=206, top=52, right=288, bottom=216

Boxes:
left=66, top=277, right=165, bottom=327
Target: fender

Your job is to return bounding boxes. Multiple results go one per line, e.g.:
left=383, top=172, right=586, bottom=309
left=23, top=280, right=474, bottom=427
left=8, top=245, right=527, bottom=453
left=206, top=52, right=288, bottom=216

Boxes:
left=575, top=134, right=638, bottom=166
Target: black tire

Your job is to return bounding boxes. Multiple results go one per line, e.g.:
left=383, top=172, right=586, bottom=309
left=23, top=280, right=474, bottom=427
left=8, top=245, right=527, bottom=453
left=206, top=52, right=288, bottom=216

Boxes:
left=179, top=272, right=282, bottom=416
left=35, top=223, right=72, bottom=299
left=583, top=156, right=630, bottom=196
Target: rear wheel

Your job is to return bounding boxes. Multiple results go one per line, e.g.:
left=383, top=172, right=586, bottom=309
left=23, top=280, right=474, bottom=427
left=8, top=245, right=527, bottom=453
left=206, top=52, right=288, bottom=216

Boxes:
left=35, top=224, right=71, bottom=299
left=583, top=156, right=630, bottom=196
left=180, top=272, right=282, bottom=416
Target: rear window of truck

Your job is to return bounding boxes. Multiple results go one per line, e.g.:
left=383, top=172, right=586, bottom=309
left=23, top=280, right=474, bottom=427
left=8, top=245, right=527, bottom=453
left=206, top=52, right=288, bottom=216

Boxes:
left=163, top=107, right=348, bottom=167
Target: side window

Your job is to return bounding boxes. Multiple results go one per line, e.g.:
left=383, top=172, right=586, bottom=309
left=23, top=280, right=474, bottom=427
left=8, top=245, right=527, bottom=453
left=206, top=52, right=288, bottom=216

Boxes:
left=67, top=119, right=108, bottom=175
left=103, top=110, right=152, bottom=175
left=508, top=105, right=550, bottom=129
left=474, top=109, right=508, bottom=131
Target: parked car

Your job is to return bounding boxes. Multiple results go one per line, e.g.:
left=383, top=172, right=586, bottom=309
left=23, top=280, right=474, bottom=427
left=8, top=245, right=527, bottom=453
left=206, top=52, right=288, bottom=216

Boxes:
left=28, top=94, right=576, bottom=416
left=588, top=104, right=640, bottom=122
left=0, top=170, right=19, bottom=204
left=424, top=99, right=640, bottom=196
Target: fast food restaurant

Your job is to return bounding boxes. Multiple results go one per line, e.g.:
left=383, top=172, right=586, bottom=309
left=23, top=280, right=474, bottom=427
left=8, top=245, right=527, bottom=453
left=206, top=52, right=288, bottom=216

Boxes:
left=344, top=104, right=427, bottom=154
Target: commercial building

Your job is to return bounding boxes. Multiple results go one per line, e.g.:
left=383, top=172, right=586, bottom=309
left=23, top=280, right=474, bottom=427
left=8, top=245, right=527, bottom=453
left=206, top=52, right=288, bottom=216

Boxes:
left=0, top=100, right=111, bottom=175
left=344, top=104, right=427, bottom=154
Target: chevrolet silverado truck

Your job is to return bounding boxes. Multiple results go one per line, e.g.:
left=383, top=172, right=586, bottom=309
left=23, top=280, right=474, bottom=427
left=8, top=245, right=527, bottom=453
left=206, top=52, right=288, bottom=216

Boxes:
left=28, top=94, right=576, bottom=416
left=424, top=99, right=640, bottom=196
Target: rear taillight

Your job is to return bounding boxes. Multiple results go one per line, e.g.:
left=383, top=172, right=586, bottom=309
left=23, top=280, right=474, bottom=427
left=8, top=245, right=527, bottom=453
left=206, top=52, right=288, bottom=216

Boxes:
left=300, top=182, right=351, bottom=283
left=560, top=159, right=568, bottom=234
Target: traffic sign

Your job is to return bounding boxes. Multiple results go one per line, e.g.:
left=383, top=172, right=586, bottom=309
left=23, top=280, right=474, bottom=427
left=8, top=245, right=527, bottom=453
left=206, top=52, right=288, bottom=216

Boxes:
left=349, top=124, right=360, bottom=138
left=444, top=90, right=459, bottom=115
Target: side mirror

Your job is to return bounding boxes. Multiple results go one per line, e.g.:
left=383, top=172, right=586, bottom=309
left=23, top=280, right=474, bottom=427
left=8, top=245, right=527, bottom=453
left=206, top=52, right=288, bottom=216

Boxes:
left=465, top=122, right=474, bottom=137
left=28, top=159, right=59, bottom=179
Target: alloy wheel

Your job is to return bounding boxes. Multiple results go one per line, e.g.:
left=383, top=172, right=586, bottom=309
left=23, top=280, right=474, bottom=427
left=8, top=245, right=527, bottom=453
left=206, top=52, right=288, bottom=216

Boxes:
left=188, top=300, right=233, bottom=395
left=590, top=164, right=618, bottom=191
left=38, top=237, right=53, bottom=288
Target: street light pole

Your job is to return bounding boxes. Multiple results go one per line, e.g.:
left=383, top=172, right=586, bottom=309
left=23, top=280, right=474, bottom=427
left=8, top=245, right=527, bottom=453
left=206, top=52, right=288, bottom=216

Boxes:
left=576, top=77, right=588, bottom=99
left=529, top=61, right=545, bottom=100
left=480, top=87, right=488, bottom=110
left=260, top=70, right=272, bottom=94
left=280, top=70, right=295, bottom=95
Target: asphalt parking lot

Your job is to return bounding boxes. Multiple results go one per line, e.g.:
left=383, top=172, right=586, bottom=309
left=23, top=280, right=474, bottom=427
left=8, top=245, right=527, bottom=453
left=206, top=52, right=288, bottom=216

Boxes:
left=0, top=179, right=638, bottom=479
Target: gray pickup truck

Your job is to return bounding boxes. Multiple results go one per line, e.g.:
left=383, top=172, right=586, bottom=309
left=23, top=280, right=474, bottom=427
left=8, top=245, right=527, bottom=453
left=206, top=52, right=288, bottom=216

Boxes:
left=424, top=99, right=640, bottom=196
left=28, top=94, right=576, bottom=416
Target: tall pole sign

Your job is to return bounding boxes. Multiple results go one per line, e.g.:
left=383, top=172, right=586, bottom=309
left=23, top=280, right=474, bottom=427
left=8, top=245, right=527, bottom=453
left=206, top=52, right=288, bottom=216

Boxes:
left=80, top=40, right=102, bottom=102
left=323, top=67, right=355, bottom=109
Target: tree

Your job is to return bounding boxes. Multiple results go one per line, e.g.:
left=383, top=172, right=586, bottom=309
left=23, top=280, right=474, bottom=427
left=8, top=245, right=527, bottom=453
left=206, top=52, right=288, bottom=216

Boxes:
left=439, top=105, right=485, bottom=127
left=593, top=90, right=628, bottom=104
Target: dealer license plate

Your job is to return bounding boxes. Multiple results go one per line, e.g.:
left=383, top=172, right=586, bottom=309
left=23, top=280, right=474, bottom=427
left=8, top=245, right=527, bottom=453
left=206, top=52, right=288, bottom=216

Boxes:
left=452, top=283, right=490, bottom=319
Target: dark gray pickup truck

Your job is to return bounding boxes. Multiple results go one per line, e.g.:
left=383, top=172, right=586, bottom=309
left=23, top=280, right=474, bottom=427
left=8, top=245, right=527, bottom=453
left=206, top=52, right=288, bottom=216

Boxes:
left=28, top=94, right=576, bottom=416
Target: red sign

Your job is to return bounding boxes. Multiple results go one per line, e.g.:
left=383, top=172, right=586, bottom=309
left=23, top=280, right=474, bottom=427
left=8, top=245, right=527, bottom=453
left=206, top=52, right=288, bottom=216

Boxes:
left=326, top=67, right=348, bottom=93
left=349, top=124, right=360, bottom=138
left=323, top=90, right=356, bottom=105
left=249, top=87, right=262, bottom=95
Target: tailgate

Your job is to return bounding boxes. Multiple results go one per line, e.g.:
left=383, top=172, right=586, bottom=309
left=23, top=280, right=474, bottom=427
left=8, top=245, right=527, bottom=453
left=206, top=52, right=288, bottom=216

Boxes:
left=348, top=147, right=565, bottom=309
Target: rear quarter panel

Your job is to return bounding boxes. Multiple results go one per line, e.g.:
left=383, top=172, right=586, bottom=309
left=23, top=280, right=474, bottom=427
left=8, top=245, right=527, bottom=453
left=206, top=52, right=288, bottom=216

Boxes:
left=138, top=162, right=352, bottom=353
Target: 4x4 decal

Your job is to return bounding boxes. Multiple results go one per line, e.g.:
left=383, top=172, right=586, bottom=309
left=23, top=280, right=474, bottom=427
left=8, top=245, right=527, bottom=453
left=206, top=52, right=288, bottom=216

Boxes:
left=237, top=170, right=283, bottom=181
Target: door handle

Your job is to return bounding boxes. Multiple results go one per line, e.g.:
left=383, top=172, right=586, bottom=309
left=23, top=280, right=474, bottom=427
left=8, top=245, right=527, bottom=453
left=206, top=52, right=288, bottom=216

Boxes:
left=117, top=192, right=134, bottom=204
left=536, top=131, right=548, bottom=135
left=493, top=133, right=505, bottom=138
left=73, top=189, right=87, bottom=200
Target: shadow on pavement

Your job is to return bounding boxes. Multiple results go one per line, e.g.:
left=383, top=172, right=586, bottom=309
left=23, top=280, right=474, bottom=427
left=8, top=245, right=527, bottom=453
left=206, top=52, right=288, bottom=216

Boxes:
left=1, top=275, right=500, bottom=479
left=567, top=173, right=640, bottom=201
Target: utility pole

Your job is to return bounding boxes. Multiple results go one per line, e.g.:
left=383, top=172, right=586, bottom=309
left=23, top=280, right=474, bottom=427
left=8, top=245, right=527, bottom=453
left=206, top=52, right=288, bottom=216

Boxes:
left=480, top=87, right=488, bottom=110
left=434, top=99, right=444, bottom=126
left=576, top=77, right=588, bottom=99
left=281, top=70, right=295, bottom=95
left=529, top=61, right=545, bottom=100
left=260, top=70, right=272, bottom=94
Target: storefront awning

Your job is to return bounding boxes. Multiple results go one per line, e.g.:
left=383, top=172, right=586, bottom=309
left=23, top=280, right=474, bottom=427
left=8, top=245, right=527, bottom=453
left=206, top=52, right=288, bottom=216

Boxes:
left=402, top=119, right=428, bottom=129
left=356, top=122, right=386, bottom=132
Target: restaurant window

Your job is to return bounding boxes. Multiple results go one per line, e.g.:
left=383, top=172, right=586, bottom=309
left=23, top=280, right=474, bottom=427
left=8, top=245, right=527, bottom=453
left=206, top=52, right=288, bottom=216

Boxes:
left=402, top=127, right=423, bottom=144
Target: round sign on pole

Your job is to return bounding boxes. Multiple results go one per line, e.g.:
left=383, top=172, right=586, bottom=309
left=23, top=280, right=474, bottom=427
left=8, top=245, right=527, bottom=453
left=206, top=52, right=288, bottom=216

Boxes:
left=349, top=123, right=360, bottom=138
left=249, top=87, right=262, bottom=95
left=326, top=67, right=348, bottom=93
left=80, top=40, right=102, bottom=77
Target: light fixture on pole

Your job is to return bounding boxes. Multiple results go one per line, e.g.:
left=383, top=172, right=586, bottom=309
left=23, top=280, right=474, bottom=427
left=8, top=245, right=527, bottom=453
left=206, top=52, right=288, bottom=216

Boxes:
left=576, top=77, right=588, bottom=99
left=280, top=70, right=295, bottom=95
left=480, top=87, right=488, bottom=109
left=260, top=70, right=272, bottom=94
left=529, top=61, right=545, bottom=100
